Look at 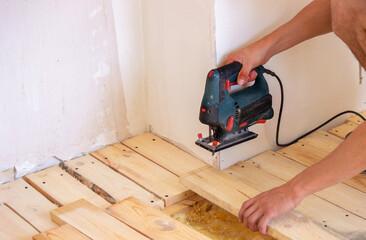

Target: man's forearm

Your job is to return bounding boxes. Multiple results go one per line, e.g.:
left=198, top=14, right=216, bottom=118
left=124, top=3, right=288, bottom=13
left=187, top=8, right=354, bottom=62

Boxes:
left=285, top=121, right=366, bottom=201
left=258, top=0, right=332, bottom=62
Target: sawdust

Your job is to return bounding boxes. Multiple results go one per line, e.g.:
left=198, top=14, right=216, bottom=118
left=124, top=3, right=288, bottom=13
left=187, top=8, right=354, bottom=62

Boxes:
left=172, top=201, right=274, bottom=240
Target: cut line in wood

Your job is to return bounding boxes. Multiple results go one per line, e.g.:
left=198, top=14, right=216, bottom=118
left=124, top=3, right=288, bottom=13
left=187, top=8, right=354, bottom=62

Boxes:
left=32, top=224, right=91, bottom=240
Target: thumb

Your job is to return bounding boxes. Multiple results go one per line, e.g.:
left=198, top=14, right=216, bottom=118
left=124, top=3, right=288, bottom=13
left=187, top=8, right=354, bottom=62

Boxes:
left=237, top=65, right=252, bottom=86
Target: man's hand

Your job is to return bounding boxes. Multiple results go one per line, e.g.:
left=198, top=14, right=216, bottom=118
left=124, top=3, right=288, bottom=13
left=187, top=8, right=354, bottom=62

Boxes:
left=239, top=184, right=303, bottom=235
left=226, top=41, right=270, bottom=86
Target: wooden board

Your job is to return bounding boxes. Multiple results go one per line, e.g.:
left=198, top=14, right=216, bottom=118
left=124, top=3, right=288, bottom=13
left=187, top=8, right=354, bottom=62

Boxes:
left=181, top=167, right=345, bottom=240
left=107, top=197, right=211, bottom=240
left=328, top=121, right=359, bottom=139
left=91, top=144, right=195, bottom=206
left=244, top=151, right=366, bottom=219
left=0, top=204, right=38, bottom=240
left=298, top=130, right=342, bottom=153
left=0, top=178, right=58, bottom=231
left=346, top=110, right=366, bottom=125
left=51, top=199, right=149, bottom=240
left=224, top=155, right=366, bottom=236
left=122, top=133, right=207, bottom=177
left=33, top=224, right=90, bottom=240
left=277, top=143, right=366, bottom=194
left=24, top=166, right=110, bottom=209
left=62, top=154, right=164, bottom=209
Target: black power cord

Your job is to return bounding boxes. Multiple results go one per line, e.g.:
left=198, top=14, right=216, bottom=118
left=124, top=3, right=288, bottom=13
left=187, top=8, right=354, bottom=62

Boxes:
left=263, top=68, right=366, bottom=147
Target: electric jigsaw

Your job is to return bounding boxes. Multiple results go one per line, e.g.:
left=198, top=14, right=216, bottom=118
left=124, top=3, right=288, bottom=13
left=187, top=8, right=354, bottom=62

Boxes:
left=196, top=62, right=274, bottom=153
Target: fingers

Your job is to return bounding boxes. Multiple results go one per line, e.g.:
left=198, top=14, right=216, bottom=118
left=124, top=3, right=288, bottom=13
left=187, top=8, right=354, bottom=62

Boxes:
left=238, top=198, right=255, bottom=222
left=237, top=67, right=257, bottom=86
left=258, top=215, right=272, bottom=235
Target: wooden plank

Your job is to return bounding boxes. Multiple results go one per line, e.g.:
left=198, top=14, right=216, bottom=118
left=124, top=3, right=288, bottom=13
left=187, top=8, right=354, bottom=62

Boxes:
left=277, top=143, right=366, bottom=193
left=51, top=199, right=149, bottom=240
left=346, top=110, right=366, bottom=125
left=107, top=197, right=211, bottom=240
left=0, top=178, right=58, bottom=231
left=24, top=166, right=110, bottom=209
left=328, top=122, right=359, bottom=139
left=62, top=154, right=164, bottom=209
left=91, top=144, right=195, bottom=206
left=244, top=152, right=366, bottom=219
left=224, top=154, right=366, bottom=235
left=33, top=224, right=90, bottom=240
left=298, top=130, right=342, bottom=153
left=0, top=204, right=38, bottom=240
left=122, top=133, right=207, bottom=177
left=181, top=167, right=345, bottom=240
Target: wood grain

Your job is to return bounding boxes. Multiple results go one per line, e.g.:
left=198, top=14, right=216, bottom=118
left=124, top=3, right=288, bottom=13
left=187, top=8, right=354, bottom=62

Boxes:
left=346, top=111, right=366, bottom=125
left=277, top=143, right=366, bottom=193
left=224, top=154, right=366, bottom=236
left=33, top=224, right=90, bottom=240
left=122, top=133, right=207, bottom=177
left=328, top=121, right=359, bottom=139
left=91, top=144, right=194, bottom=206
left=107, top=197, right=211, bottom=240
left=0, top=178, right=58, bottom=231
left=62, top=154, right=163, bottom=208
left=0, top=204, right=38, bottom=240
left=24, top=165, right=110, bottom=209
left=51, top=199, right=149, bottom=240
left=181, top=167, right=345, bottom=240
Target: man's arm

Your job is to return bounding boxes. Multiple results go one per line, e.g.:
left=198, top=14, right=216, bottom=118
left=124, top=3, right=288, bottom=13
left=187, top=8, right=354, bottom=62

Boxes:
left=240, top=122, right=366, bottom=235
left=227, top=0, right=332, bottom=85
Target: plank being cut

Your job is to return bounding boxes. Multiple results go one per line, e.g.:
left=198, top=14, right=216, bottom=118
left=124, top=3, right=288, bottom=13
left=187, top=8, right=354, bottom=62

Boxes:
left=277, top=142, right=366, bottom=193
left=122, top=133, right=207, bottom=177
left=181, top=167, right=345, bottom=240
left=0, top=178, right=58, bottom=231
left=224, top=154, right=366, bottom=237
left=91, top=143, right=195, bottom=206
left=328, top=121, right=359, bottom=139
left=33, top=224, right=90, bottom=240
left=0, top=204, right=38, bottom=240
left=51, top=199, right=149, bottom=240
left=107, top=197, right=211, bottom=240
left=24, top=165, right=110, bottom=209
left=62, top=154, right=164, bottom=209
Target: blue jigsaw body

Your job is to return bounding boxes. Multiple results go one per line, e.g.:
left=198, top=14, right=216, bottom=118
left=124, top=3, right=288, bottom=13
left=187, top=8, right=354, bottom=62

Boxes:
left=196, top=62, right=274, bottom=153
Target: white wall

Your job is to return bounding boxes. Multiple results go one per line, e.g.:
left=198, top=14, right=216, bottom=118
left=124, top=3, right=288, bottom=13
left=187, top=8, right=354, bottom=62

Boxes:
left=0, top=0, right=146, bottom=176
left=215, top=0, right=366, bottom=169
left=142, top=0, right=218, bottom=165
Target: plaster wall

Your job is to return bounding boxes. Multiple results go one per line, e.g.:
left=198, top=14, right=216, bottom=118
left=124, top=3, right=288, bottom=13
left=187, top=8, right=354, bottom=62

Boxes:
left=0, top=0, right=146, bottom=176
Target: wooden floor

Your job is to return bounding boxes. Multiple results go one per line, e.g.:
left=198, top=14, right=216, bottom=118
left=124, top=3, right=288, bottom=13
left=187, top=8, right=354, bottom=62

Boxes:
left=1, top=113, right=366, bottom=240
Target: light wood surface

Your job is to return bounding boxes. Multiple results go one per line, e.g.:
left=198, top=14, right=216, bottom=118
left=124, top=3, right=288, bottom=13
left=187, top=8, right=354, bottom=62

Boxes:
left=298, top=130, right=342, bottom=153
left=224, top=156, right=366, bottom=236
left=244, top=151, right=366, bottom=219
left=108, top=197, right=211, bottom=240
left=122, top=133, right=207, bottom=177
left=51, top=199, right=149, bottom=240
left=0, top=178, right=58, bottom=232
left=181, top=167, right=344, bottom=240
left=0, top=204, right=38, bottom=240
left=24, top=165, right=110, bottom=209
left=277, top=143, right=366, bottom=194
left=346, top=111, right=366, bottom=125
left=328, top=121, right=359, bottom=139
left=33, top=224, right=90, bottom=240
left=63, top=154, right=163, bottom=208
left=91, top=143, right=194, bottom=206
